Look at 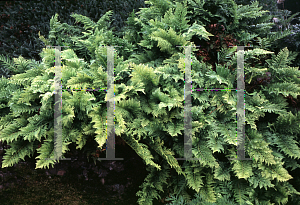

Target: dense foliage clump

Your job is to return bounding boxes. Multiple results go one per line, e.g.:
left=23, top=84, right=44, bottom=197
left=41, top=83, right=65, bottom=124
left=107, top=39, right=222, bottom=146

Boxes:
left=1, top=0, right=300, bottom=204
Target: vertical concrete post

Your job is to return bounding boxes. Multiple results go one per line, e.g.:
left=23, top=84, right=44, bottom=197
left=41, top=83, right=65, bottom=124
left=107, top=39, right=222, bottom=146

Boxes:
left=46, top=45, right=71, bottom=161
left=228, top=46, right=252, bottom=161
left=175, top=45, right=201, bottom=161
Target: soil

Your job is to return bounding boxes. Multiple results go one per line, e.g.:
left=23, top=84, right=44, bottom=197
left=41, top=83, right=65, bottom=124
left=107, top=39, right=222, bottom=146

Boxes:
left=0, top=136, right=168, bottom=204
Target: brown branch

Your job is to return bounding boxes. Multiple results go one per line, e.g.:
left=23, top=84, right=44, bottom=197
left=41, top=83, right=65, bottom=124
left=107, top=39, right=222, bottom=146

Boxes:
left=209, top=103, right=224, bottom=115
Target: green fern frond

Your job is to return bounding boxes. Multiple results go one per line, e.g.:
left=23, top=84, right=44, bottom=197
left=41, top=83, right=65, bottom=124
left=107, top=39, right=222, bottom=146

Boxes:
left=1, top=140, right=35, bottom=169
left=0, top=54, right=16, bottom=75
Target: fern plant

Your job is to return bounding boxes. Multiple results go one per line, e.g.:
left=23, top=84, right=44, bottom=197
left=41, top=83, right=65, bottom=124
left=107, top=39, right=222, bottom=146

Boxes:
left=0, top=0, right=150, bottom=79
left=0, top=0, right=300, bottom=205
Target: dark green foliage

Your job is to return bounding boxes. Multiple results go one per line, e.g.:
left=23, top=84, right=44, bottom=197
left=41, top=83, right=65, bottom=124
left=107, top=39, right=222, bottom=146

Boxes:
left=235, top=0, right=300, bottom=69
left=266, top=6, right=300, bottom=66
left=234, top=0, right=278, bottom=15
left=1, top=0, right=300, bottom=204
left=0, top=0, right=150, bottom=79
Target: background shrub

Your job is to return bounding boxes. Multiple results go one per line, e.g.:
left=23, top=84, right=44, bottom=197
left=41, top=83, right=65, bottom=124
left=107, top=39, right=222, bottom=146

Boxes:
left=0, top=0, right=150, bottom=78
left=1, top=0, right=300, bottom=204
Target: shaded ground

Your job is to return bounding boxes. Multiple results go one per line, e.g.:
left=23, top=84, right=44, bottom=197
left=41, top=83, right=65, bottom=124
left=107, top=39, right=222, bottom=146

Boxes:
left=0, top=136, right=168, bottom=205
